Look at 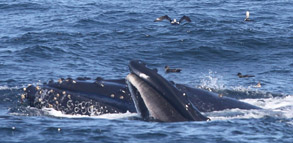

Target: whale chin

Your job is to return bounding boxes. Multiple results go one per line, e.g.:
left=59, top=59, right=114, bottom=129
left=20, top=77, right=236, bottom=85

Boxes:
left=126, top=73, right=186, bottom=122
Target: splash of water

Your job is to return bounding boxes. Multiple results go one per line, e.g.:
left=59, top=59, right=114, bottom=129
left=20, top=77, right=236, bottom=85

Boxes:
left=198, top=70, right=226, bottom=91
left=241, top=95, right=293, bottom=119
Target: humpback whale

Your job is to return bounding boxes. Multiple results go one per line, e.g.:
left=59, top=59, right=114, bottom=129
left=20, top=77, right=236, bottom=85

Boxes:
left=126, top=60, right=260, bottom=121
left=22, top=60, right=260, bottom=121
left=154, top=15, right=191, bottom=25
left=126, top=61, right=209, bottom=121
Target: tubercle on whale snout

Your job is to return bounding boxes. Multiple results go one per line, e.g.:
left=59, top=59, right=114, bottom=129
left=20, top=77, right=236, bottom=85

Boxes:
left=22, top=84, right=106, bottom=116
left=22, top=85, right=38, bottom=107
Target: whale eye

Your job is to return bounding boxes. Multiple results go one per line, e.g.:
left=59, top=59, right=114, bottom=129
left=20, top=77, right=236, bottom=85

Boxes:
left=138, top=60, right=146, bottom=66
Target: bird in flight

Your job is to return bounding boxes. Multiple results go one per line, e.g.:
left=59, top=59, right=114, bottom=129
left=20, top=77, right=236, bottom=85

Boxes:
left=154, top=15, right=191, bottom=25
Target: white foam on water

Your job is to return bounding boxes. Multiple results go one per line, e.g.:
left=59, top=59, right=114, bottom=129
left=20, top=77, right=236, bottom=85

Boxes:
left=0, top=82, right=44, bottom=91
left=241, top=95, right=293, bottom=109
left=206, top=109, right=268, bottom=121
left=197, top=70, right=277, bottom=98
left=42, top=108, right=139, bottom=120
left=0, top=85, right=19, bottom=90
left=196, top=71, right=292, bottom=121
left=207, top=95, right=293, bottom=121
left=241, top=95, right=293, bottom=119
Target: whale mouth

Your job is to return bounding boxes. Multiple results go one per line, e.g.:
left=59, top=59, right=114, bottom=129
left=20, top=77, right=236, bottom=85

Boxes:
left=126, top=60, right=209, bottom=122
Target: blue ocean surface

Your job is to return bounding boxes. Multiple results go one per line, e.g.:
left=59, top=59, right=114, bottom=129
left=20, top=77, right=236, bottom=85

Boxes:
left=0, top=0, right=292, bottom=142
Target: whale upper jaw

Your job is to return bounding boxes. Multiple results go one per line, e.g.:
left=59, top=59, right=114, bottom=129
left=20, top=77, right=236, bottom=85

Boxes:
left=126, top=60, right=209, bottom=122
left=22, top=78, right=136, bottom=116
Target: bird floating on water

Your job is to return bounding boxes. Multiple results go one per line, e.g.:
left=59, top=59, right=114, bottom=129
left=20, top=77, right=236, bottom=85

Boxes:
left=165, top=66, right=181, bottom=73
left=154, top=15, right=191, bottom=25
left=254, top=82, right=261, bottom=88
left=244, top=11, right=252, bottom=21
left=237, top=72, right=255, bottom=78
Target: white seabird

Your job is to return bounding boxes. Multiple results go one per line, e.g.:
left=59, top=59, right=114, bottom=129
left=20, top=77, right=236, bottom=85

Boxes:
left=244, top=11, right=251, bottom=21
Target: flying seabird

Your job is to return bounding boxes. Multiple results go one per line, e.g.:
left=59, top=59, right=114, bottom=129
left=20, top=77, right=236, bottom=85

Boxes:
left=154, top=15, right=191, bottom=25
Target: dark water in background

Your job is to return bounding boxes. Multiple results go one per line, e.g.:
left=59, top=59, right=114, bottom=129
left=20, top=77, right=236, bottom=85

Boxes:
left=0, top=0, right=292, bottom=142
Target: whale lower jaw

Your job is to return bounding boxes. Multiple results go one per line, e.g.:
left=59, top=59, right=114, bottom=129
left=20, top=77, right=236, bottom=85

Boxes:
left=126, top=70, right=209, bottom=122
left=126, top=73, right=187, bottom=122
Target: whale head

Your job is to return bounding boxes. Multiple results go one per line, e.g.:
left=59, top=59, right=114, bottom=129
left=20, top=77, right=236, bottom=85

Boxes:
left=126, top=60, right=209, bottom=122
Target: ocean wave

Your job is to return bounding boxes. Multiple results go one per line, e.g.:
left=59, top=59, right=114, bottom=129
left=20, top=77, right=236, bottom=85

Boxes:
left=6, top=31, right=83, bottom=45
left=75, top=18, right=107, bottom=26
left=199, top=83, right=281, bottom=99
left=206, top=108, right=287, bottom=121
left=204, top=95, right=293, bottom=120
left=241, top=95, right=293, bottom=119
left=0, top=2, right=50, bottom=11
left=0, top=79, right=16, bottom=83
left=0, top=86, right=21, bottom=107
left=0, top=85, right=19, bottom=90
left=161, top=46, right=241, bottom=62
left=6, top=32, right=39, bottom=44
left=262, top=69, right=292, bottom=74
left=16, top=45, right=66, bottom=59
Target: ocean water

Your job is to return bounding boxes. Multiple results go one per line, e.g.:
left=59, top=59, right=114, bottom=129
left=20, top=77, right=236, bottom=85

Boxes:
left=0, top=0, right=292, bottom=142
